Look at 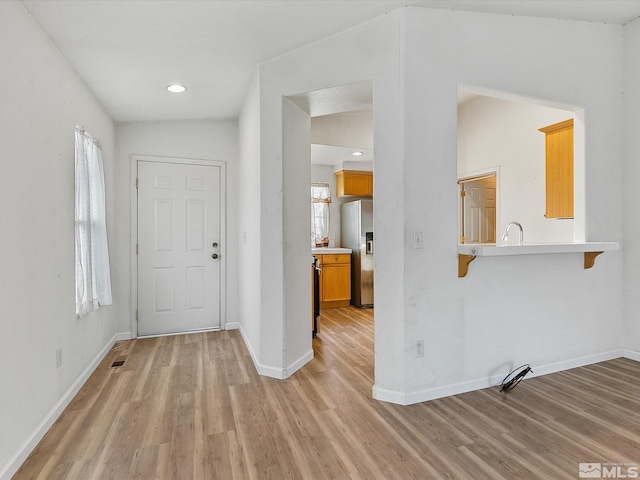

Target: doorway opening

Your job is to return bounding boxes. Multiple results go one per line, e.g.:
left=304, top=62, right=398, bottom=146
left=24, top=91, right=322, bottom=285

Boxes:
left=457, top=85, right=585, bottom=244
left=287, top=80, right=375, bottom=386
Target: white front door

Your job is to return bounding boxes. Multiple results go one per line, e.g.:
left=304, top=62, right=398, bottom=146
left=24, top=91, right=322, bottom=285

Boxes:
left=137, top=160, right=222, bottom=336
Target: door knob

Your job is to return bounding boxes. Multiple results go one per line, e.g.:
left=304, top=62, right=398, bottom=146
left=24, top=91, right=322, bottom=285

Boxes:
left=211, top=253, right=219, bottom=259
left=212, top=242, right=218, bottom=248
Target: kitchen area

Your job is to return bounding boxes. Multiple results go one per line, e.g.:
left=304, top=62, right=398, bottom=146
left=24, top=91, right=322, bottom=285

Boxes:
left=310, top=109, right=374, bottom=336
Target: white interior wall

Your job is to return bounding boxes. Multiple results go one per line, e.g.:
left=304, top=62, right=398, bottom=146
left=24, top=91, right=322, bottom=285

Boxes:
left=114, top=119, right=239, bottom=336
left=457, top=96, right=575, bottom=243
left=338, top=160, right=374, bottom=172
left=399, top=7, right=624, bottom=402
left=247, top=12, right=407, bottom=385
left=623, top=18, right=640, bottom=352
left=0, top=3, right=117, bottom=477
left=257, top=5, right=626, bottom=401
left=283, top=98, right=313, bottom=370
left=237, top=72, right=263, bottom=367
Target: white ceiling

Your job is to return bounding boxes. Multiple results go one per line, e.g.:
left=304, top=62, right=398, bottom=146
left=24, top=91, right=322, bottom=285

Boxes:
left=414, top=0, right=640, bottom=25
left=311, top=145, right=373, bottom=167
left=21, top=0, right=640, bottom=123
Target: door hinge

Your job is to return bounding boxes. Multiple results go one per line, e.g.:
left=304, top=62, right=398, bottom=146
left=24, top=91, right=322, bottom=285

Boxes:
left=460, top=236, right=466, bottom=244
left=135, top=177, right=139, bottom=189
left=460, top=189, right=466, bottom=197
left=135, top=310, right=138, bottom=321
left=136, top=244, right=139, bottom=255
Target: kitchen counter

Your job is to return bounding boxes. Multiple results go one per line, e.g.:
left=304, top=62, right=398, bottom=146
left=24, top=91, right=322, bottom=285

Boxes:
left=457, top=242, right=618, bottom=257
left=312, top=247, right=352, bottom=255
left=456, top=241, right=619, bottom=277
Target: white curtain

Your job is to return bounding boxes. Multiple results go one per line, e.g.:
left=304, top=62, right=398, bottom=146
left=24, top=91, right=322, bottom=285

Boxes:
left=75, top=126, right=112, bottom=317
left=311, top=183, right=331, bottom=247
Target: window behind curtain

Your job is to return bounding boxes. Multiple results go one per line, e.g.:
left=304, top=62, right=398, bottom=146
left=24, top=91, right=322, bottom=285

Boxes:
left=311, top=183, right=331, bottom=247
left=75, top=126, right=112, bottom=317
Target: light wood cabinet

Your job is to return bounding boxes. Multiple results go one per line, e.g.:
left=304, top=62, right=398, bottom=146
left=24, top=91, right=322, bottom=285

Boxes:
left=335, top=170, right=373, bottom=197
left=316, top=253, right=351, bottom=308
left=539, top=119, right=574, bottom=219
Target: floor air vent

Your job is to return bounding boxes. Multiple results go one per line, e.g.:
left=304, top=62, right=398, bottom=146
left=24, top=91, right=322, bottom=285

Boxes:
left=111, top=360, right=125, bottom=367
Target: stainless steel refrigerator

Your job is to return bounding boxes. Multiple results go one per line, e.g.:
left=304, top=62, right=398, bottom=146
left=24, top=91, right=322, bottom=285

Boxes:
left=341, top=199, right=374, bottom=308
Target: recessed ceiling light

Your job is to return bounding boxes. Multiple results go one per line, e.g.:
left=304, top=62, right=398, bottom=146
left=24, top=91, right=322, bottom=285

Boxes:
left=352, top=151, right=364, bottom=156
left=166, top=84, right=187, bottom=93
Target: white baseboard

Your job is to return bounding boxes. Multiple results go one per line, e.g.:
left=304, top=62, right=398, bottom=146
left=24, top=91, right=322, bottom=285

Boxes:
left=284, top=349, right=314, bottom=378
left=531, top=349, right=624, bottom=378
left=258, top=364, right=287, bottom=379
left=236, top=323, right=312, bottom=379
left=224, top=321, right=240, bottom=330
left=372, top=385, right=409, bottom=405
left=235, top=323, right=283, bottom=379
left=258, top=349, right=312, bottom=379
left=0, top=332, right=121, bottom=480
left=373, top=349, right=626, bottom=406
left=116, top=331, right=133, bottom=341
left=236, top=322, right=263, bottom=373
left=624, top=349, right=640, bottom=362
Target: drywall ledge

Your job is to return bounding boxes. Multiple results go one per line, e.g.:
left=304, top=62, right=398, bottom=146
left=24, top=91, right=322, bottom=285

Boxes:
left=457, top=242, right=619, bottom=277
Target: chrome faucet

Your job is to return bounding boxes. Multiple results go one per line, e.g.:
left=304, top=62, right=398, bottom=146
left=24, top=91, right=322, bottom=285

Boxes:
left=502, top=221, right=523, bottom=245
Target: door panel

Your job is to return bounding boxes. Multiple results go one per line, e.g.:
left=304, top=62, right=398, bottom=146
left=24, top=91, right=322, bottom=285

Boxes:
left=154, top=199, right=174, bottom=251
left=186, top=200, right=206, bottom=251
left=138, top=161, right=221, bottom=336
left=186, top=266, right=205, bottom=310
left=461, top=176, right=496, bottom=244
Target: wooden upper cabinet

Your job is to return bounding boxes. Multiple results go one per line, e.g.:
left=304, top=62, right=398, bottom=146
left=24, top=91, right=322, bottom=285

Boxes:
left=539, top=119, right=574, bottom=219
left=335, top=170, right=373, bottom=197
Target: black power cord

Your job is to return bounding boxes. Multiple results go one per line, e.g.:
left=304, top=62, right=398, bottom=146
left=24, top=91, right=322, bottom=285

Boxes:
left=500, top=364, right=532, bottom=393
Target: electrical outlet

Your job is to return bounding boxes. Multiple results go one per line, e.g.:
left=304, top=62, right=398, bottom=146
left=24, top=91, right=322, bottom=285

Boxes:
left=412, top=232, right=423, bottom=249
left=56, top=348, right=63, bottom=368
left=415, top=340, right=424, bottom=358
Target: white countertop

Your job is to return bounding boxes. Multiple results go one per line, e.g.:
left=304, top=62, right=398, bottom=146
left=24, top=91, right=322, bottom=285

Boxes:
left=312, top=247, right=352, bottom=255
left=457, top=242, right=619, bottom=257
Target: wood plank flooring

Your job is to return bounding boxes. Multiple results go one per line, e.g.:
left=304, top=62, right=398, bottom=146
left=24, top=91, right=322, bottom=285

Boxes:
left=13, top=307, right=640, bottom=479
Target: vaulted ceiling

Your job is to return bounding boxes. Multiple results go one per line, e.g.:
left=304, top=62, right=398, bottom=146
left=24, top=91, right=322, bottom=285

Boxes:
left=22, top=1, right=640, bottom=122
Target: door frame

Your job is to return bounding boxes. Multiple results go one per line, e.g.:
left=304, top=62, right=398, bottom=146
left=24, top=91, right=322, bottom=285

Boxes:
left=457, top=166, right=500, bottom=244
left=129, top=154, right=227, bottom=338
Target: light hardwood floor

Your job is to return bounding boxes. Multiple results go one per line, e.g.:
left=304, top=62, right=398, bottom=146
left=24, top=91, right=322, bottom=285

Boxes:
left=14, top=307, right=640, bottom=479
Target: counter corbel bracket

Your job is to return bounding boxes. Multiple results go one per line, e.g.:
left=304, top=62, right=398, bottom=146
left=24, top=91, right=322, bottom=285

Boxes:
left=458, top=254, right=476, bottom=278
left=584, top=251, right=604, bottom=269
